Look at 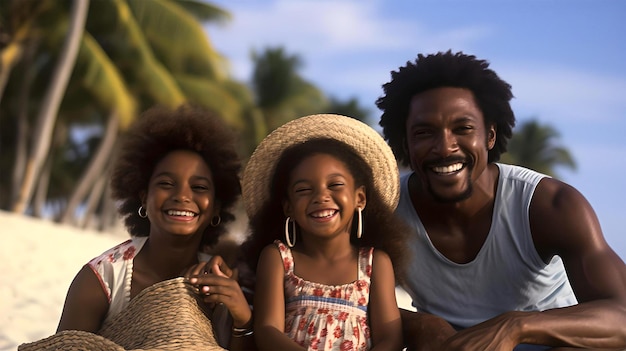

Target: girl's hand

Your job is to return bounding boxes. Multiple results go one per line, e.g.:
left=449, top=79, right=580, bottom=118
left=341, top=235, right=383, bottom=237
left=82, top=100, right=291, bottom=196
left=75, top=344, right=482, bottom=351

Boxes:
left=184, top=256, right=252, bottom=328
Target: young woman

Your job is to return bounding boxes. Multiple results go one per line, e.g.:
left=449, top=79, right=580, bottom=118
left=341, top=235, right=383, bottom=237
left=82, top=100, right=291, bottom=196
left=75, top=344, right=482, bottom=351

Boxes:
left=55, top=105, right=254, bottom=350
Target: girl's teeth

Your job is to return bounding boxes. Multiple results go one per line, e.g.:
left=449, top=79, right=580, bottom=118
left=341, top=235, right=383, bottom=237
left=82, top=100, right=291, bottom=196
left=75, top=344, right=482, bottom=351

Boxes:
left=167, top=210, right=195, bottom=217
left=312, top=210, right=335, bottom=218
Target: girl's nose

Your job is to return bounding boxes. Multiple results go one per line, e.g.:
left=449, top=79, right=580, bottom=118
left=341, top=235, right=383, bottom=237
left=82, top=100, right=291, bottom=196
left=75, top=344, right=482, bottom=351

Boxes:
left=172, top=186, right=192, bottom=202
left=312, top=188, right=331, bottom=203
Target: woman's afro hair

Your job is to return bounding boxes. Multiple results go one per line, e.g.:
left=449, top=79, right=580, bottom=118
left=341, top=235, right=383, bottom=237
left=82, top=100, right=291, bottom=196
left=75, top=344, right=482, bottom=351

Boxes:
left=110, top=104, right=242, bottom=247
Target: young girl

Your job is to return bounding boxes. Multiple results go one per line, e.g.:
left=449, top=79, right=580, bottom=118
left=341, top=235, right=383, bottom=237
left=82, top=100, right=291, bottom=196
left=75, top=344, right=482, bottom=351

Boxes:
left=51, top=105, right=255, bottom=350
left=241, top=114, right=409, bottom=351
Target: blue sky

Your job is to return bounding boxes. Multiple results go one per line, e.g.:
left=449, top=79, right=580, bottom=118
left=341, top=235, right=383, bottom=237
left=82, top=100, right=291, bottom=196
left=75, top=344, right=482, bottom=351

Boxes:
left=204, top=0, right=626, bottom=260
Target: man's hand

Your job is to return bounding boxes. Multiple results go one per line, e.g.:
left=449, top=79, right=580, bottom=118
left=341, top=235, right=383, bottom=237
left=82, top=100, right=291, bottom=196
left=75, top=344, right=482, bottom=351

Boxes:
left=401, top=309, right=456, bottom=351
left=441, top=311, right=523, bottom=351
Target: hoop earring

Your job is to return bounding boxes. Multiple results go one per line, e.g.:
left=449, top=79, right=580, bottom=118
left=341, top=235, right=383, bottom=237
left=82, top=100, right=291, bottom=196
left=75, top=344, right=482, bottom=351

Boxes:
left=356, top=207, right=363, bottom=239
left=138, top=206, right=147, bottom=218
left=210, top=215, right=221, bottom=227
left=284, top=217, right=296, bottom=248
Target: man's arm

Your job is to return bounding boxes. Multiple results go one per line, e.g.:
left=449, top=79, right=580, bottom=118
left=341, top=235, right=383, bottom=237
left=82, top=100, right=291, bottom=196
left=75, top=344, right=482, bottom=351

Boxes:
left=400, top=308, right=456, bottom=351
left=445, top=178, right=626, bottom=350
left=523, top=178, right=626, bottom=347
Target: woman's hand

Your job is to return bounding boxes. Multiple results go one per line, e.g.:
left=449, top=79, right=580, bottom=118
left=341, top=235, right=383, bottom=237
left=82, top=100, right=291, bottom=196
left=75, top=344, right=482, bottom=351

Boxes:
left=184, top=255, right=252, bottom=328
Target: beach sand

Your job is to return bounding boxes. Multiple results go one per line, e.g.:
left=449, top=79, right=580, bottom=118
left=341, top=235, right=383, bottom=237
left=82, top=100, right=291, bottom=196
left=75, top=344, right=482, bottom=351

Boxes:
left=0, top=210, right=414, bottom=350
left=0, top=211, right=126, bottom=351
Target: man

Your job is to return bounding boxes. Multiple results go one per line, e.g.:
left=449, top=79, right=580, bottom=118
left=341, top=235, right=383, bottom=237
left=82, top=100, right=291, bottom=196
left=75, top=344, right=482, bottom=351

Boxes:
left=376, top=51, right=626, bottom=350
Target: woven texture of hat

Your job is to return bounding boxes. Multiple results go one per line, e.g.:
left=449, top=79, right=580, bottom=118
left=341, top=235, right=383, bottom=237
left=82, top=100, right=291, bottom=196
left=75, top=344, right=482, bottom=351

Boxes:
left=242, top=114, right=400, bottom=218
left=18, top=277, right=225, bottom=351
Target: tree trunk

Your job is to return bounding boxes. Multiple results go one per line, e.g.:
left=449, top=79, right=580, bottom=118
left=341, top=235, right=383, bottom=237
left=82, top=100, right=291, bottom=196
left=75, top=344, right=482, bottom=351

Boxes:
left=60, top=112, right=118, bottom=224
left=10, top=43, right=37, bottom=206
left=33, top=153, right=52, bottom=218
left=80, top=172, right=107, bottom=229
left=98, top=160, right=119, bottom=232
left=12, top=0, right=90, bottom=214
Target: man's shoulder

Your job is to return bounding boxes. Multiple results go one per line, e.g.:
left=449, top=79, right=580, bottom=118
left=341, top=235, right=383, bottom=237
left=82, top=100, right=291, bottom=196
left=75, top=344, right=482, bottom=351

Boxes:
left=496, top=163, right=550, bottom=187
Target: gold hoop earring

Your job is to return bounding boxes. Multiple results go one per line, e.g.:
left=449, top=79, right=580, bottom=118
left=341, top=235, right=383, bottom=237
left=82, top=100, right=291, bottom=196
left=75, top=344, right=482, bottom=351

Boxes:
left=138, top=206, right=147, bottom=218
left=210, top=215, right=221, bottom=227
left=284, top=217, right=296, bottom=248
left=356, top=207, right=363, bottom=239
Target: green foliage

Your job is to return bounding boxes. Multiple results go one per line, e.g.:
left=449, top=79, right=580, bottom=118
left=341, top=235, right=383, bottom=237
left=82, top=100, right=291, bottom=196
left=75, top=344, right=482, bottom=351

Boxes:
left=0, top=1, right=390, bottom=225
left=500, top=119, right=576, bottom=178
left=0, top=0, right=257, bottom=221
left=325, top=96, right=371, bottom=124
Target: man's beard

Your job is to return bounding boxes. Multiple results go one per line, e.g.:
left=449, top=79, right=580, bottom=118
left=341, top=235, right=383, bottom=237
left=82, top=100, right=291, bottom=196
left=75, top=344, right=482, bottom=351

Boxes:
left=425, top=168, right=474, bottom=204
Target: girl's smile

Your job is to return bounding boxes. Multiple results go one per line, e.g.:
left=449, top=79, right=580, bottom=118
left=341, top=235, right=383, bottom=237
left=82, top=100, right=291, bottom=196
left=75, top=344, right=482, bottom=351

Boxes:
left=144, top=150, right=217, bottom=238
left=284, top=153, right=365, bottom=240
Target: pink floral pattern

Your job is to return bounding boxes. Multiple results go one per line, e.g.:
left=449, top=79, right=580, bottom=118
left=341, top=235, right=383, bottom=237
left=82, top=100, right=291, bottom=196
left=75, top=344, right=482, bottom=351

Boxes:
left=276, top=241, right=373, bottom=351
left=91, top=239, right=139, bottom=267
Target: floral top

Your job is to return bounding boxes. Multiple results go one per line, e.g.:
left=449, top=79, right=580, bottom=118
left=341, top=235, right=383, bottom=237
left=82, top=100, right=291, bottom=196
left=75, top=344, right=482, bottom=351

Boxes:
left=275, top=240, right=373, bottom=351
left=88, top=237, right=211, bottom=325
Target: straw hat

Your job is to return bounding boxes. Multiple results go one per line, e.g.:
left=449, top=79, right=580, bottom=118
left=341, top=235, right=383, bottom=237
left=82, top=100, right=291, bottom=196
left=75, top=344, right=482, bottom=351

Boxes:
left=18, top=278, right=226, bottom=351
left=242, top=114, right=400, bottom=219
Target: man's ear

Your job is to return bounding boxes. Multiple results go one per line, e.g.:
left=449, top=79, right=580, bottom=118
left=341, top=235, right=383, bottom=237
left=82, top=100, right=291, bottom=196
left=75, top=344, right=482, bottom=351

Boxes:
left=487, top=124, right=496, bottom=150
left=402, top=137, right=409, bottom=156
left=402, top=137, right=415, bottom=171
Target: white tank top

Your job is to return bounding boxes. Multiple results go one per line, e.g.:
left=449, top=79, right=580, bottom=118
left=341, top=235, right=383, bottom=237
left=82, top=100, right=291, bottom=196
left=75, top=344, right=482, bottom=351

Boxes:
left=396, top=163, right=577, bottom=328
left=88, top=236, right=212, bottom=325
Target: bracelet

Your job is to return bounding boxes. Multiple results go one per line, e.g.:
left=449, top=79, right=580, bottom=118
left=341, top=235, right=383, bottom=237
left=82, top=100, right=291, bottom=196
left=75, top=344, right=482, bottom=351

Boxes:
left=232, top=326, right=254, bottom=338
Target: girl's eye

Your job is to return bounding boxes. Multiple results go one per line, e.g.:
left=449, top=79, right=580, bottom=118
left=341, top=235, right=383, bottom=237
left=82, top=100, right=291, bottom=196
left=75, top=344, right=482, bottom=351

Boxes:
left=157, top=181, right=174, bottom=188
left=329, top=182, right=344, bottom=188
left=192, top=185, right=209, bottom=191
left=294, top=187, right=311, bottom=194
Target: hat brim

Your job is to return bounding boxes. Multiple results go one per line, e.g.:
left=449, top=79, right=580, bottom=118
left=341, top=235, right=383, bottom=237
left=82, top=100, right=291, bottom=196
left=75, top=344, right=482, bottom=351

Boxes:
left=242, top=114, right=399, bottom=219
left=19, top=278, right=226, bottom=351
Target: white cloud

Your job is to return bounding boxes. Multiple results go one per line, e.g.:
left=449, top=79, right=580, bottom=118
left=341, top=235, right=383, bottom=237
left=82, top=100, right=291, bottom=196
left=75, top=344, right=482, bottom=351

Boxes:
left=206, top=0, right=493, bottom=82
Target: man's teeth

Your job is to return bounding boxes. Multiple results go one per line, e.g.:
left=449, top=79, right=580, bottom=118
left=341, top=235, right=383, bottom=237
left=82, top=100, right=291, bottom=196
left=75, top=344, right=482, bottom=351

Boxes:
left=311, top=210, right=336, bottom=218
left=432, top=163, right=463, bottom=173
left=167, top=210, right=195, bottom=217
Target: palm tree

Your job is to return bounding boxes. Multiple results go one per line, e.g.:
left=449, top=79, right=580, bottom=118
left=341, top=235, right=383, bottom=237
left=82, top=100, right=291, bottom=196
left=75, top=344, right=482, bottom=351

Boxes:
left=251, top=47, right=327, bottom=133
left=500, top=119, right=576, bottom=178
left=325, top=96, right=371, bottom=123
left=11, top=0, right=89, bottom=214
left=0, top=0, right=258, bottom=228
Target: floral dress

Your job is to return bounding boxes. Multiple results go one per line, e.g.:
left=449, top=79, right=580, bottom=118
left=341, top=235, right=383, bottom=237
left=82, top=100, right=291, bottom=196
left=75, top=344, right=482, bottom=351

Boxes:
left=275, top=240, right=373, bottom=351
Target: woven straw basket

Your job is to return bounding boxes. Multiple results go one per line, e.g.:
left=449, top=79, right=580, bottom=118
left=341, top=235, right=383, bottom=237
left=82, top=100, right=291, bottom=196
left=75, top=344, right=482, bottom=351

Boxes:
left=18, top=277, right=225, bottom=351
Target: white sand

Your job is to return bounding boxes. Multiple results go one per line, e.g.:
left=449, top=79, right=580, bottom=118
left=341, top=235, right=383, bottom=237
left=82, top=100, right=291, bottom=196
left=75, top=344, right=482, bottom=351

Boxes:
left=0, top=210, right=414, bottom=351
left=0, top=211, right=127, bottom=351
